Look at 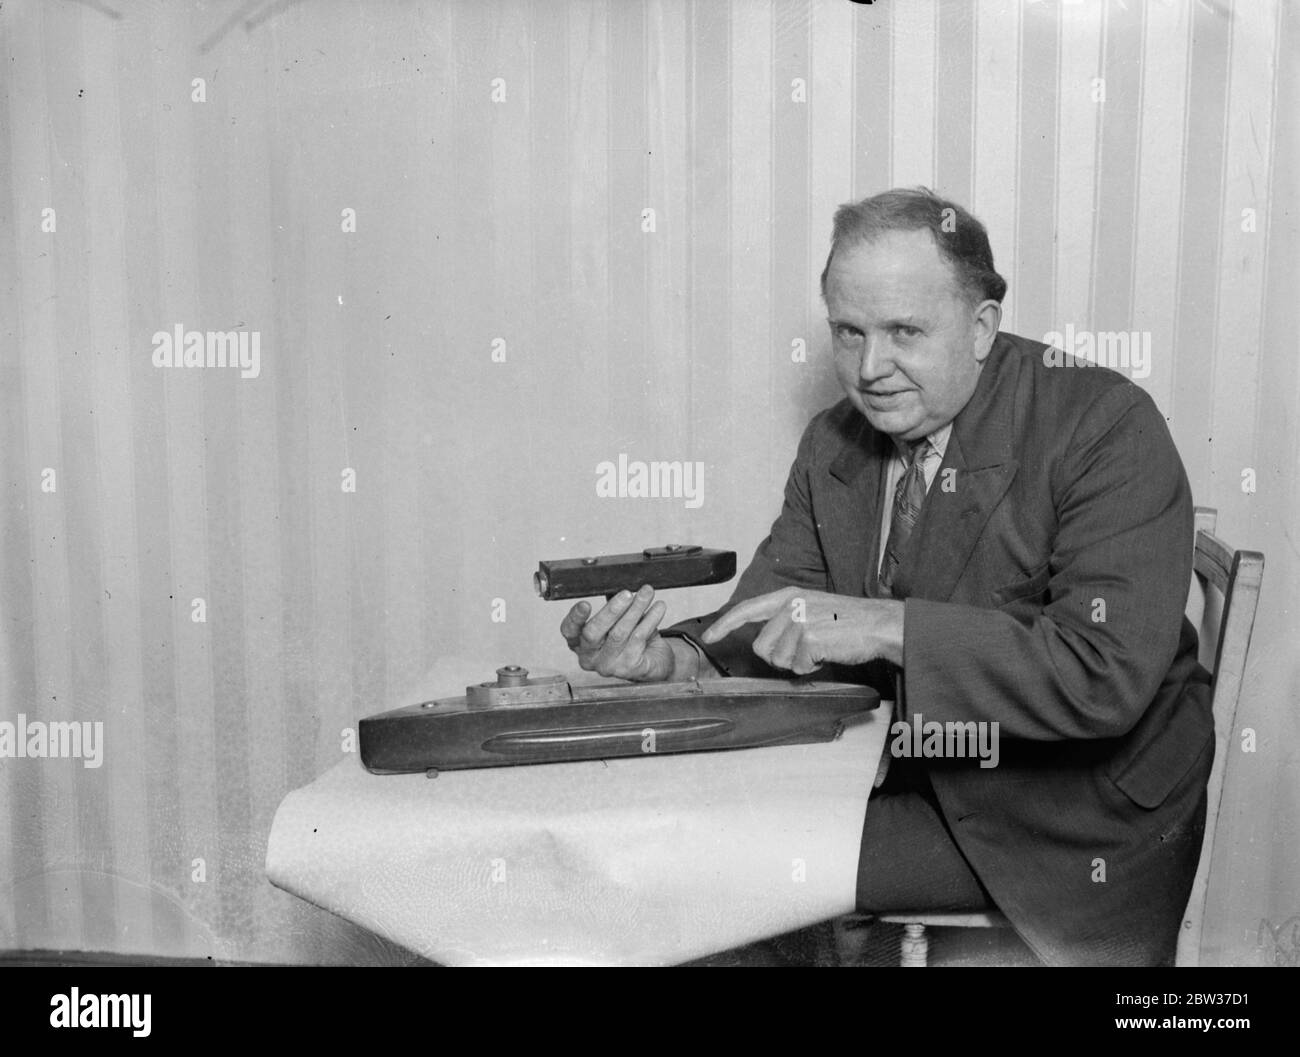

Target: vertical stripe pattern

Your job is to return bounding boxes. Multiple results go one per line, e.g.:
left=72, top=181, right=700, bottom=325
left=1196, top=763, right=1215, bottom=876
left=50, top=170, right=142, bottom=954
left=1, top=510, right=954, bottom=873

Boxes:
left=0, top=0, right=1294, bottom=966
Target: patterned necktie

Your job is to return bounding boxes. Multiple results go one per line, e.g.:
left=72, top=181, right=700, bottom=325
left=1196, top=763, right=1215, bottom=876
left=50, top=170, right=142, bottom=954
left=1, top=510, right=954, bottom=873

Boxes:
left=878, top=439, right=932, bottom=596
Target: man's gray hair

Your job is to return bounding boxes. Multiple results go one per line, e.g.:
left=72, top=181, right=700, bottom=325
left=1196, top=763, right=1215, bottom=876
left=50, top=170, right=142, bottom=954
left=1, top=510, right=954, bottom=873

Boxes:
left=820, top=187, right=1007, bottom=306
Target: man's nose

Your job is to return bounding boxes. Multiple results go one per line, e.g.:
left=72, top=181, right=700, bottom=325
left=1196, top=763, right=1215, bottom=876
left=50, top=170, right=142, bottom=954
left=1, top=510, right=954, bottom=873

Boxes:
left=858, top=333, right=893, bottom=383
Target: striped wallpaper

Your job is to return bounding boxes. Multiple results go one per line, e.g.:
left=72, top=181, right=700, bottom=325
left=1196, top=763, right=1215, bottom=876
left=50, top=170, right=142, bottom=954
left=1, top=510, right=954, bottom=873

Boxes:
left=0, top=0, right=1295, bottom=965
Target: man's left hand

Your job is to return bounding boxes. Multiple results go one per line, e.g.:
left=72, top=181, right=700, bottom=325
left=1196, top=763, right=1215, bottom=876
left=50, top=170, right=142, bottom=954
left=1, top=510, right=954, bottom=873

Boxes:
left=700, top=587, right=904, bottom=674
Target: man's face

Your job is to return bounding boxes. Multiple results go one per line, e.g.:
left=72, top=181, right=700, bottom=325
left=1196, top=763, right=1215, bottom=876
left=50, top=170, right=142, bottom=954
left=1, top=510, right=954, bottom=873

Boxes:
left=825, top=228, right=995, bottom=442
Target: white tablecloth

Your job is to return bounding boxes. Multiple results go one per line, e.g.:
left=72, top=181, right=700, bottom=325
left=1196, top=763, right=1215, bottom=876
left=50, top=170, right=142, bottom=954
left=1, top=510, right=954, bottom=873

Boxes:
left=266, top=710, right=887, bottom=966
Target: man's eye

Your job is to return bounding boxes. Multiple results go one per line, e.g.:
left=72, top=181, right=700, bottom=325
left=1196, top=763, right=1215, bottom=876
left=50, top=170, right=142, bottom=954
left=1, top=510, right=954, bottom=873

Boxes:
left=835, top=325, right=863, bottom=343
left=893, top=325, right=921, bottom=339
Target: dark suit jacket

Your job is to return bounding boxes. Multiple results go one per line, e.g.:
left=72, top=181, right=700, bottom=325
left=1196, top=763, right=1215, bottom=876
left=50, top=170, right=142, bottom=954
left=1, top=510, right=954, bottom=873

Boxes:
left=665, top=331, right=1213, bottom=966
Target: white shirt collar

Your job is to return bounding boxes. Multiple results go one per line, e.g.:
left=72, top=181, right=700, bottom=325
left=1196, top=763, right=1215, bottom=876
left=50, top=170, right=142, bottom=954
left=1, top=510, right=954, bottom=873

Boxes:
left=892, top=422, right=952, bottom=462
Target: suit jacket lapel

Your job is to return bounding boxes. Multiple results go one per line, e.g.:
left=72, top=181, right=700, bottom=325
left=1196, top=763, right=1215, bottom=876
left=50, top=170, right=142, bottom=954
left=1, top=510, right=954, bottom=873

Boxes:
left=888, top=335, right=1021, bottom=603
left=823, top=416, right=892, bottom=599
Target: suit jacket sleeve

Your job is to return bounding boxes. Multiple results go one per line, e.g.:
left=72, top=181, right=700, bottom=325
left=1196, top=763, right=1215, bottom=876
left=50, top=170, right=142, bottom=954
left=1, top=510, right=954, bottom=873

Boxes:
left=902, top=383, right=1194, bottom=741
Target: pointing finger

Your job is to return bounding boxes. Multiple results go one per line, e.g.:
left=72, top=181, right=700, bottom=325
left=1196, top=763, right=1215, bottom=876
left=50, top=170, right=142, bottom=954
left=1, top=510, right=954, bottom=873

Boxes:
left=701, top=589, right=796, bottom=644
left=754, top=609, right=798, bottom=668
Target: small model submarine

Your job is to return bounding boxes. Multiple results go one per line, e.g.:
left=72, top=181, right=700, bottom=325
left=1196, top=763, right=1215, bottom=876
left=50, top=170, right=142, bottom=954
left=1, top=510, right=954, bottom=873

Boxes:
left=358, top=544, right=880, bottom=774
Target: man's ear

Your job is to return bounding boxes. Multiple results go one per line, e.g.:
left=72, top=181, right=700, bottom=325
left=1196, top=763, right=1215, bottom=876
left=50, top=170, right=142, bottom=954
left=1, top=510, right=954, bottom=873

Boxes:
left=972, top=299, right=1002, bottom=363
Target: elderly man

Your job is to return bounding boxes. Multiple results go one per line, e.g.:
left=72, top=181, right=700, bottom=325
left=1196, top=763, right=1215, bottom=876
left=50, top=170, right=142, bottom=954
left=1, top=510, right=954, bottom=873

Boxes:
left=559, top=188, right=1212, bottom=967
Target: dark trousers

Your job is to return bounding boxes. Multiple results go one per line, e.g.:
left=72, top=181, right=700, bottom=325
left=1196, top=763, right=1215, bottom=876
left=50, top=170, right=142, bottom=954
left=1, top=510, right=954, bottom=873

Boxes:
left=856, top=756, right=994, bottom=914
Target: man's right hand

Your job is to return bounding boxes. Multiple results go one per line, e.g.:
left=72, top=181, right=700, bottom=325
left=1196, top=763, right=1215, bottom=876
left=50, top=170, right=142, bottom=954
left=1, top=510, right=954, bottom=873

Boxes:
left=560, top=584, right=680, bottom=682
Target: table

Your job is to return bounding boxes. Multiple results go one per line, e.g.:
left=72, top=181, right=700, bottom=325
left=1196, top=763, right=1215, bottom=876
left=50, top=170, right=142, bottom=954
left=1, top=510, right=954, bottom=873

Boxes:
left=265, top=709, right=888, bottom=966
